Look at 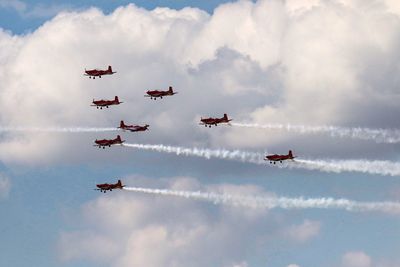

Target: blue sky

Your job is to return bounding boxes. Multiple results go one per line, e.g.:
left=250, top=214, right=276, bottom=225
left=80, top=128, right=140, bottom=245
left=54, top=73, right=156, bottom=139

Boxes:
left=0, top=0, right=235, bottom=34
left=1, top=1, right=400, bottom=267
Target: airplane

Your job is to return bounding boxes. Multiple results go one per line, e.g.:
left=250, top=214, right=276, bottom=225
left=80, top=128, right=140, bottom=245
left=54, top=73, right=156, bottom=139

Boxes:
left=95, top=179, right=125, bottom=193
left=118, top=120, right=149, bottom=132
left=145, top=86, right=177, bottom=100
left=199, top=113, right=232, bottom=127
left=91, top=96, right=123, bottom=109
left=94, top=135, right=125, bottom=149
left=265, top=150, right=295, bottom=164
left=84, top=65, right=116, bottom=79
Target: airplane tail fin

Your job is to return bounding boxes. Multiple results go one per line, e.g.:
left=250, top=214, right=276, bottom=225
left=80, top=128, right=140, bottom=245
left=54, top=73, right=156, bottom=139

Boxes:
left=169, top=86, right=173, bottom=93
left=289, top=150, right=293, bottom=158
left=108, top=66, right=112, bottom=72
left=120, top=121, right=125, bottom=128
left=117, top=135, right=122, bottom=142
left=117, top=179, right=124, bottom=188
left=115, top=96, right=119, bottom=103
left=223, top=113, right=228, bottom=120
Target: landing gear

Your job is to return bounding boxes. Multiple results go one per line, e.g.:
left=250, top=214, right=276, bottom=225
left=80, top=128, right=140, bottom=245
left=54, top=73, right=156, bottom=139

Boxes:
left=96, top=107, right=99, bottom=109
left=209, top=125, right=212, bottom=128
left=99, top=76, right=101, bottom=78
left=273, top=162, right=276, bottom=164
left=102, top=147, right=105, bottom=149
left=160, top=96, right=163, bottom=99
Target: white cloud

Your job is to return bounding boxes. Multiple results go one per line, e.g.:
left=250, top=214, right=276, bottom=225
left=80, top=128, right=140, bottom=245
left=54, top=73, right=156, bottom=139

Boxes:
left=339, top=251, right=400, bottom=267
left=0, top=0, right=72, bottom=19
left=0, top=173, right=11, bottom=198
left=229, top=262, right=249, bottom=267
left=342, top=251, right=372, bottom=267
left=57, top=176, right=297, bottom=267
left=287, top=264, right=300, bottom=267
left=285, top=219, right=321, bottom=243
left=0, top=0, right=400, bottom=165
left=0, top=0, right=26, bottom=13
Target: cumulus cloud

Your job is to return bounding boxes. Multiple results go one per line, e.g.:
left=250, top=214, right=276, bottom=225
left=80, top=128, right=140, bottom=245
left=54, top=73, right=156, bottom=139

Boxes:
left=342, top=251, right=372, bottom=267
left=0, top=173, right=11, bottom=198
left=284, top=219, right=321, bottom=243
left=0, top=0, right=400, bottom=165
left=58, top=176, right=302, bottom=267
left=339, top=251, right=400, bottom=267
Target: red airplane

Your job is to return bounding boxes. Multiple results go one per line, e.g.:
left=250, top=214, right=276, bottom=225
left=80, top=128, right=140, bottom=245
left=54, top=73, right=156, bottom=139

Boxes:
left=96, top=179, right=125, bottom=193
left=265, top=150, right=295, bottom=164
left=118, top=121, right=149, bottom=132
left=91, top=96, right=123, bottom=109
left=200, top=114, right=232, bottom=127
left=84, top=65, right=116, bottom=79
left=94, top=135, right=125, bottom=149
left=145, top=86, right=177, bottom=100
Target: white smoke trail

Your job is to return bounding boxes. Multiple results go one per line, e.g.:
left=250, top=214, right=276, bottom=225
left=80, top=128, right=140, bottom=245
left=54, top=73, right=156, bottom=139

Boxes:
left=123, top=143, right=265, bottom=164
left=123, top=186, right=400, bottom=214
left=124, top=143, right=400, bottom=176
left=231, top=122, right=400, bottom=144
left=0, top=127, right=118, bottom=133
left=293, top=159, right=400, bottom=177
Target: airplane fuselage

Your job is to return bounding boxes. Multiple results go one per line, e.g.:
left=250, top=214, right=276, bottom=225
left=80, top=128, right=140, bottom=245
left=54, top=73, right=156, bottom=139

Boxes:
left=85, top=66, right=116, bottom=79
left=119, top=121, right=149, bottom=132
left=96, top=180, right=124, bottom=193
left=92, top=96, right=122, bottom=109
left=265, top=151, right=295, bottom=164
left=94, top=136, right=124, bottom=148
left=145, top=86, right=177, bottom=100
left=122, top=125, right=149, bottom=132
left=200, top=114, right=232, bottom=127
